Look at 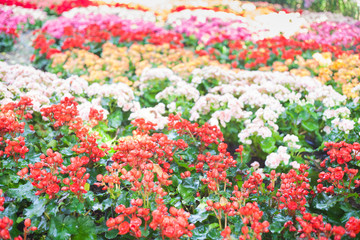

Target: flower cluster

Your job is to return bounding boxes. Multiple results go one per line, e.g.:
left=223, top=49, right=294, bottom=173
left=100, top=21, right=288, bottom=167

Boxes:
left=17, top=149, right=63, bottom=199
left=276, top=165, right=310, bottom=213
left=295, top=213, right=345, bottom=239
left=106, top=199, right=150, bottom=237
left=149, top=201, right=195, bottom=239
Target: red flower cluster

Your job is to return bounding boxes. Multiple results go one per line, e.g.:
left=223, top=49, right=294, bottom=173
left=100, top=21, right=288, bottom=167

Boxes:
left=113, top=119, right=187, bottom=171
left=0, top=27, right=18, bottom=38
left=345, top=217, right=360, bottom=238
left=0, top=97, right=32, bottom=160
left=82, top=24, right=110, bottom=43
left=265, top=170, right=280, bottom=191
left=2, top=136, right=28, bottom=163
left=236, top=202, right=270, bottom=240
left=61, top=35, right=89, bottom=51
left=49, top=0, right=95, bottom=15
left=0, top=96, right=32, bottom=137
left=197, top=143, right=237, bottom=192
left=206, top=197, right=233, bottom=230
left=106, top=199, right=150, bottom=237
left=170, top=5, right=242, bottom=15
left=32, top=33, right=61, bottom=59
left=296, top=213, right=345, bottom=240
left=211, top=36, right=355, bottom=70
left=41, top=97, right=106, bottom=162
left=317, top=166, right=359, bottom=194
left=18, top=148, right=91, bottom=200
left=0, top=189, right=4, bottom=212
left=276, top=165, right=310, bottom=213
left=168, top=113, right=224, bottom=150
left=239, top=171, right=263, bottom=199
left=17, top=149, right=63, bottom=199
left=60, top=156, right=90, bottom=198
left=0, top=0, right=37, bottom=9
left=41, top=97, right=78, bottom=128
left=70, top=121, right=107, bottom=162
left=323, top=141, right=360, bottom=166
left=317, top=142, right=360, bottom=195
left=0, top=216, right=13, bottom=239
left=96, top=120, right=188, bottom=204
left=149, top=201, right=195, bottom=240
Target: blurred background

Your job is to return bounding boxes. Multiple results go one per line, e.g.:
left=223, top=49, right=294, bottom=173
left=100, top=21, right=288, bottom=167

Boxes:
left=245, top=0, right=360, bottom=18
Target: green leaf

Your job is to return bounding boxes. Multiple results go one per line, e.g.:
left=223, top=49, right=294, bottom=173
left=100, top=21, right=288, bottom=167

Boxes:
left=46, top=200, right=61, bottom=216
left=188, top=202, right=210, bottom=224
left=207, top=223, right=221, bottom=240
left=105, top=229, right=118, bottom=239
left=49, top=215, right=97, bottom=240
left=177, top=184, right=195, bottom=205
left=48, top=215, right=72, bottom=240
left=63, top=216, right=78, bottom=235
left=108, top=109, right=123, bottom=128
left=269, top=214, right=292, bottom=233
left=301, top=119, right=319, bottom=132
left=260, top=137, right=276, bottom=153
left=73, top=216, right=97, bottom=240
left=102, top=198, right=113, bottom=211
left=313, top=194, right=338, bottom=211
left=298, top=110, right=310, bottom=121
left=67, top=197, right=85, bottom=214
left=24, top=198, right=46, bottom=218
left=191, top=225, right=209, bottom=240
left=7, top=182, right=37, bottom=202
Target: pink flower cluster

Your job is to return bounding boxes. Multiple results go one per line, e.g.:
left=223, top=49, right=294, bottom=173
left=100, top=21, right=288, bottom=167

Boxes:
left=172, top=16, right=251, bottom=45
left=295, top=21, right=360, bottom=47
left=0, top=8, right=33, bottom=34
left=42, top=14, right=168, bottom=39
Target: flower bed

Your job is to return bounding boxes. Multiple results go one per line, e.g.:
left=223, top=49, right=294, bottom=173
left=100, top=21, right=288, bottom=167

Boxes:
left=0, top=4, right=47, bottom=52
left=0, top=1, right=360, bottom=239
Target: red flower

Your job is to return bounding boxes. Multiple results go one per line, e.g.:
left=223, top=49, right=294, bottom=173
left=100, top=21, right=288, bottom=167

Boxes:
left=118, top=221, right=130, bottom=235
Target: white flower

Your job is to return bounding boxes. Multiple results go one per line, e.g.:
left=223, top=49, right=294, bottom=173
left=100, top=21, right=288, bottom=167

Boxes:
left=251, top=161, right=260, bottom=170
left=129, top=103, right=168, bottom=130
left=283, top=134, right=301, bottom=150
left=290, top=161, right=300, bottom=169
left=265, top=146, right=290, bottom=169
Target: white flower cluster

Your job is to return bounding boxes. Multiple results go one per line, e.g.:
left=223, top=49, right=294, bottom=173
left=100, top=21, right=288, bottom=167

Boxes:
left=265, top=146, right=290, bottom=169
left=322, top=107, right=356, bottom=134
left=330, top=118, right=355, bottom=134
left=185, top=67, right=348, bottom=144
left=191, top=66, right=239, bottom=86
left=62, top=6, right=156, bottom=22
left=166, top=9, right=243, bottom=24
left=245, top=11, right=308, bottom=40
left=139, top=67, right=182, bottom=92
left=156, top=80, right=200, bottom=102
left=323, top=107, right=351, bottom=120
left=283, top=134, right=301, bottom=150
left=0, top=62, right=137, bottom=120
left=0, top=4, right=47, bottom=21
left=129, top=103, right=168, bottom=130
left=190, top=93, right=236, bottom=121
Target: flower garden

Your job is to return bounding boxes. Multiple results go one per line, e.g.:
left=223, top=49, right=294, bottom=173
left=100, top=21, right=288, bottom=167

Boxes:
left=0, top=0, right=360, bottom=239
